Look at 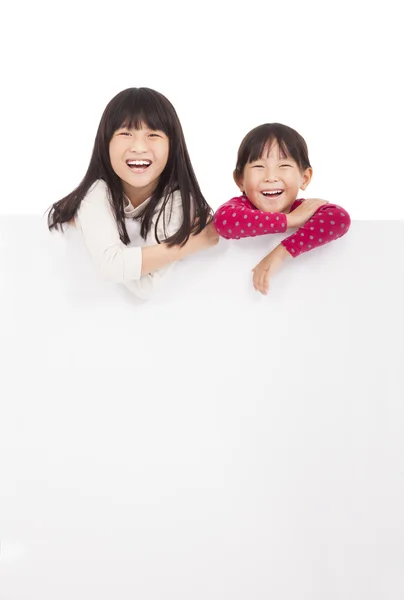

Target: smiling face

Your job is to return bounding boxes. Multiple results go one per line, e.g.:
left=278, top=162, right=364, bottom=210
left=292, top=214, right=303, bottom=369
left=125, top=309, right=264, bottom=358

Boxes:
left=109, top=123, right=170, bottom=206
left=235, top=141, right=312, bottom=214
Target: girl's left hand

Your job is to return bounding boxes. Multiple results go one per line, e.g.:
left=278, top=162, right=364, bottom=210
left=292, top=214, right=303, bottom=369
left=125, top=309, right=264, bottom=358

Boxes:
left=252, top=244, right=291, bottom=295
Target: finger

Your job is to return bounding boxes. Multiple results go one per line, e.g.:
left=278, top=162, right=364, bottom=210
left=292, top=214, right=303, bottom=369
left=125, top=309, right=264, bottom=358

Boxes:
left=259, top=272, right=269, bottom=295
left=252, top=271, right=258, bottom=291
left=255, top=270, right=264, bottom=293
left=258, top=271, right=267, bottom=295
left=254, top=268, right=262, bottom=291
left=263, top=271, right=270, bottom=295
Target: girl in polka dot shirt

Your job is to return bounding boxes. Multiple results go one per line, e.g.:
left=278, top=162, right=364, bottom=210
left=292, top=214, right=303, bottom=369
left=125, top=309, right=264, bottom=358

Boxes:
left=213, top=123, right=351, bottom=294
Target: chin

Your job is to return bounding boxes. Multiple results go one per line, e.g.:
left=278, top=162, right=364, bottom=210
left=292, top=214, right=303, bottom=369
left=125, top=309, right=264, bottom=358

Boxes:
left=126, top=175, right=154, bottom=187
left=251, top=197, right=280, bottom=213
left=262, top=203, right=282, bottom=213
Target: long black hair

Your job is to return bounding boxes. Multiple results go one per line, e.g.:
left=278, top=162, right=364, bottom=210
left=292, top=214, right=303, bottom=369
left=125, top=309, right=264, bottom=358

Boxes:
left=47, top=87, right=212, bottom=247
left=235, top=123, right=311, bottom=177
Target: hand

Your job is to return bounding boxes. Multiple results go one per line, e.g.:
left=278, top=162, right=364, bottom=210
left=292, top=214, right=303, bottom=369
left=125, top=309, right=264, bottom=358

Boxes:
left=190, top=219, right=220, bottom=251
left=286, top=198, right=329, bottom=229
left=252, top=244, right=291, bottom=295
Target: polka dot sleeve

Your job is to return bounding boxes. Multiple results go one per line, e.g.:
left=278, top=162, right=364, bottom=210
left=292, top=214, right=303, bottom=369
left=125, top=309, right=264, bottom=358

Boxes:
left=213, top=196, right=287, bottom=239
left=281, top=203, right=351, bottom=258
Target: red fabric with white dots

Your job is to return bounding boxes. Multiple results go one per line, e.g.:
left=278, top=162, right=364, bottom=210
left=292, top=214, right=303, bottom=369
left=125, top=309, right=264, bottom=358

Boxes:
left=213, top=196, right=351, bottom=257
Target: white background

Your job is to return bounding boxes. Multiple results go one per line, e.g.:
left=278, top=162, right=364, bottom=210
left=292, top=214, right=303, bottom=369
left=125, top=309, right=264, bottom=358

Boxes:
left=0, top=0, right=402, bottom=219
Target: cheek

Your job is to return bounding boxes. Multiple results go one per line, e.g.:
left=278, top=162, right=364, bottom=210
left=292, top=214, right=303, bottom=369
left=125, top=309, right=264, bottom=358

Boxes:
left=109, top=141, right=120, bottom=164
left=244, top=171, right=259, bottom=190
left=162, top=147, right=170, bottom=164
left=109, top=148, right=127, bottom=176
left=160, top=143, right=170, bottom=164
left=109, top=153, right=120, bottom=171
left=284, top=174, right=300, bottom=189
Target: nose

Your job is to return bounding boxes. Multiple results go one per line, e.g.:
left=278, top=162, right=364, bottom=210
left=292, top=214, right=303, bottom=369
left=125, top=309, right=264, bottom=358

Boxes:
left=130, top=135, right=148, bottom=153
left=264, top=168, right=279, bottom=183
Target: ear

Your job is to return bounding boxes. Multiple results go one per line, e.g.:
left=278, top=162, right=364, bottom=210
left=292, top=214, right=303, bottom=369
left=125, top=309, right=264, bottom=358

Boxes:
left=300, top=167, right=313, bottom=191
left=233, top=169, right=245, bottom=194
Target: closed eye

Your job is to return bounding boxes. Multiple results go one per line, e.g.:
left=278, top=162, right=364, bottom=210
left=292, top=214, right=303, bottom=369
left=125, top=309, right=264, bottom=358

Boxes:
left=280, top=164, right=293, bottom=168
left=117, top=131, right=131, bottom=136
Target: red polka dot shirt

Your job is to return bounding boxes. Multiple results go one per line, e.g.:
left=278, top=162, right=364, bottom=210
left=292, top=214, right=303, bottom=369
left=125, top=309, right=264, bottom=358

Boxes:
left=213, top=196, right=351, bottom=257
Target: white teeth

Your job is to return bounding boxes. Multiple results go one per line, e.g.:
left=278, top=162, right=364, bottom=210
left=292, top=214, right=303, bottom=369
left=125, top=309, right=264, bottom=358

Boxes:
left=127, top=160, right=151, bottom=166
left=262, top=191, right=283, bottom=196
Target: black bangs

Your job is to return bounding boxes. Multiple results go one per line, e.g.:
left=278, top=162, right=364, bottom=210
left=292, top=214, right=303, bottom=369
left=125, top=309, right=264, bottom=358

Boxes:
left=245, top=131, right=290, bottom=164
left=104, top=87, right=175, bottom=139
left=235, top=123, right=311, bottom=174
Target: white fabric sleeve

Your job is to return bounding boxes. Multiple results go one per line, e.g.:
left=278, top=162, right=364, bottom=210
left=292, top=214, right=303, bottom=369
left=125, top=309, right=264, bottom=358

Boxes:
left=75, top=180, right=142, bottom=282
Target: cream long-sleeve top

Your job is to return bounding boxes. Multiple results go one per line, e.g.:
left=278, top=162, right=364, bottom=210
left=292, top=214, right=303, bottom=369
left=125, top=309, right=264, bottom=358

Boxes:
left=74, top=179, right=184, bottom=299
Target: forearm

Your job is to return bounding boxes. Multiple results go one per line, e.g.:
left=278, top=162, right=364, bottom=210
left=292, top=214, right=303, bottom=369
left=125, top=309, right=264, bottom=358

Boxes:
left=252, top=243, right=292, bottom=294
left=214, top=205, right=287, bottom=239
left=282, top=204, right=351, bottom=257
left=140, top=231, right=207, bottom=276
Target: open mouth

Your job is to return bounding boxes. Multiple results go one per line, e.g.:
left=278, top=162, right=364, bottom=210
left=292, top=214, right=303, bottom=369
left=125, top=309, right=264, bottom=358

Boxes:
left=261, top=190, right=284, bottom=198
left=126, top=159, right=152, bottom=173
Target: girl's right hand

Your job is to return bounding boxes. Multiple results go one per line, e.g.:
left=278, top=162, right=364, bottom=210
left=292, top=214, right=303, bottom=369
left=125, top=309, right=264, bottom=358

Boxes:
left=286, top=198, right=329, bottom=229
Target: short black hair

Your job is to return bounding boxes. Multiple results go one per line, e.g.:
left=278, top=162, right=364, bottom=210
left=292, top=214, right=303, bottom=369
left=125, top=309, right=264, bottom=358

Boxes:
left=235, top=123, right=311, bottom=176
